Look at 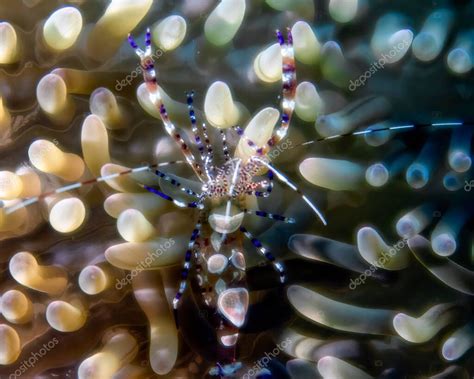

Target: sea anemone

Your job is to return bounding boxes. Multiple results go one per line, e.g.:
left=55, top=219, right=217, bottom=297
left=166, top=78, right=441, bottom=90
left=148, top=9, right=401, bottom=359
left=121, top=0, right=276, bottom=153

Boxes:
left=1, top=1, right=473, bottom=378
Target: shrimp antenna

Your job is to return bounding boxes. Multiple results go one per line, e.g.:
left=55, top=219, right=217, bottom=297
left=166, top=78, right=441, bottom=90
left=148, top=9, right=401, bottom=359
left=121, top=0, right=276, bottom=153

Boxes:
left=3, top=161, right=188, bottom=215
left=294, top=121, right=471, bottom=149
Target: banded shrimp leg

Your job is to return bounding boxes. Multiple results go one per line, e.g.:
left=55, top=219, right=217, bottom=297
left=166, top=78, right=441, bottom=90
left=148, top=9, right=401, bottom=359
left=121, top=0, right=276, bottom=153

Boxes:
left=128, top=29, right=206, bottom=182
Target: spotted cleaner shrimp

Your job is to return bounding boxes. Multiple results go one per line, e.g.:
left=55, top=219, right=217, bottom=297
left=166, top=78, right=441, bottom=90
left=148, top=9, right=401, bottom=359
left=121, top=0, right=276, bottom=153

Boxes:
left=126, top=27, right=329, bottom=376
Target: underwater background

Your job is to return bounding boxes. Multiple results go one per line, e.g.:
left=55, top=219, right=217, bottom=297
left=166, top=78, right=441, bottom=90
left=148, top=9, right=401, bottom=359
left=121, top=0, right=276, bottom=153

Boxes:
left=0, top=0, right=474, bottom=378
